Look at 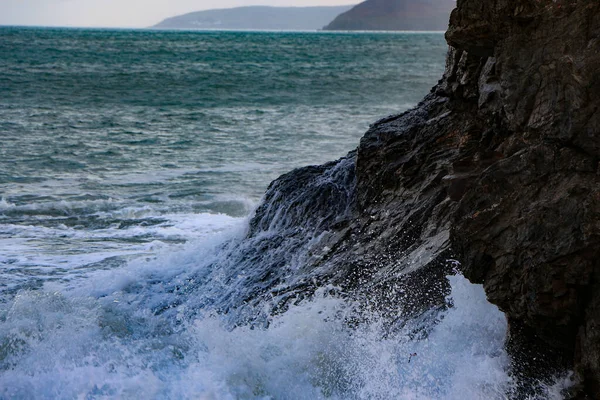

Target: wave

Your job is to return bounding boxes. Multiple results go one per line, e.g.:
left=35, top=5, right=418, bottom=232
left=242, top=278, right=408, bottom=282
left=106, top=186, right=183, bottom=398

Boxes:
left=0, top=262, right=510, bottom=400
left=0, top=153, right=572, bottom=398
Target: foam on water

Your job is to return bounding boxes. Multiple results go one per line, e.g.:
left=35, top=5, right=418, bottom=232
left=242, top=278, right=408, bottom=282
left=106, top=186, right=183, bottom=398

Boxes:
left=1, top=209, right=574, bottom=399
left=1, top=231, right=511, bottom=400
left=0, top=197, right=246, bottom=295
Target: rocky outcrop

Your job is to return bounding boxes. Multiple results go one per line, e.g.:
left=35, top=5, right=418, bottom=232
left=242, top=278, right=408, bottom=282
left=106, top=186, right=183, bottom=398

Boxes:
left=446, top=1, right=600, bottom=395
left=323, top=0, right=454, bottom=31
left=351, top=0, right=600, bottom=395
left=229, top=0, right=599, bottom=396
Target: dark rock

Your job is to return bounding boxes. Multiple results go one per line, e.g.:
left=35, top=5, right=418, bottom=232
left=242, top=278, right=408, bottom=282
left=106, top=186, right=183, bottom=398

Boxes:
left=342, top=1, right=600, bottom=394
left=212, top=0, right=599, bottom=396
left=446, top=1, right=600, bottom=396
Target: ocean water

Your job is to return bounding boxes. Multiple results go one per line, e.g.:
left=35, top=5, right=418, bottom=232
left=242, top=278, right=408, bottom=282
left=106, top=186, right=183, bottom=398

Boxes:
left=0, top=27, right=546, bottom=399
left=0, top=28, right=447, bottom=286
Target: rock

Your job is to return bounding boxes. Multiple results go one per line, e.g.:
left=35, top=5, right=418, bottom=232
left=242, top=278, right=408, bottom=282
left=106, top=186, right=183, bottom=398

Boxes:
left=344, top=2, right=600, bottom=394
left=230, top=0, right=599, bottom=396
left=446, top=1, right=600, bottom=396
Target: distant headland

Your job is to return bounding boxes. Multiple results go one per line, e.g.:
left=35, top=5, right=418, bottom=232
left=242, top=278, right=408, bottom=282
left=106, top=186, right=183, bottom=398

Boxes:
left=153, top=0, right=455, bottom=32
left=323, top=0, right=455, bottom=31
left=152, top=6, right=353, bottom=31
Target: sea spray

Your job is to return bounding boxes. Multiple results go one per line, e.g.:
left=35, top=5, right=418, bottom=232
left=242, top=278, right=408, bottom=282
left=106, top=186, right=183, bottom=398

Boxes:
left=0, top=143, right=515, bottom=399
left=1, top=261, right=512, bottom=399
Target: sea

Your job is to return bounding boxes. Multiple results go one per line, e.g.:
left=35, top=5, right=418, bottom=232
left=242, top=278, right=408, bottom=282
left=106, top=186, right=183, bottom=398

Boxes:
left=0, top=27, right=551, bottom=399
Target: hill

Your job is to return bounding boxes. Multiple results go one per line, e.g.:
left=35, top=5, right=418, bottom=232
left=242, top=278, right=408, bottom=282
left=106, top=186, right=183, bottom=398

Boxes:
left=323, top=0, right=455, bottom=31
left=153, top=6, right=354, bottom=31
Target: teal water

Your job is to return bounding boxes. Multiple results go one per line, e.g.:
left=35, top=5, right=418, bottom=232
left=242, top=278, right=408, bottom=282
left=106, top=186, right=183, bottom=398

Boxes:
left=0, top=28, right=522, bottom=400
left=0, top=27, right=447, bottom=285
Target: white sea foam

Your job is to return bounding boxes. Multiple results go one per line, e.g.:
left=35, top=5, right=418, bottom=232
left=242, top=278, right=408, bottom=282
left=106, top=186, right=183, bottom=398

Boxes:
left=0, top=244, right=512, bottom=400
left=0, top=197, right=16, bottom=210
left=1, top=200, right=570, bottom=398
left=0, top=210, right=245, bottom=296
left=0, top=166, right=519, bottom=400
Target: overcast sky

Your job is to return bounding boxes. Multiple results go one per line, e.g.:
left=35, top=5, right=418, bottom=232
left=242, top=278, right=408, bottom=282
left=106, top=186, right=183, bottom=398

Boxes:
left=0, top=0, right=360, bottom=28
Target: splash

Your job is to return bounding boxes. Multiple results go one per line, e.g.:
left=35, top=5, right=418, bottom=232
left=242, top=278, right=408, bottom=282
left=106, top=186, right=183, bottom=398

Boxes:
left=0, top=265, right=512, bottom=399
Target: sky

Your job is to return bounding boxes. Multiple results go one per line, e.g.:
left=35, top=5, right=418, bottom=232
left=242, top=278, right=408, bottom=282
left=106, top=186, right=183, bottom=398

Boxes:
left=0, top=0, right=361, bottom=28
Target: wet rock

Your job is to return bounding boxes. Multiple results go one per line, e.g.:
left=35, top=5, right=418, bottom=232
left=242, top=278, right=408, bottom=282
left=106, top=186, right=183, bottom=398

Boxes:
left=239, top=0, right=599, bottom=396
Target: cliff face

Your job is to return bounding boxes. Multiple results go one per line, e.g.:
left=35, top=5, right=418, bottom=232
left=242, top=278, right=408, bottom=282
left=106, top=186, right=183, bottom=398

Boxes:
left=356, top=0, right=600, bottom=394
left=323, top=0, right=455, bottom=31
left=445, top=0, right=600, bottom=394
left=241, top=0, right=599, bottom=396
